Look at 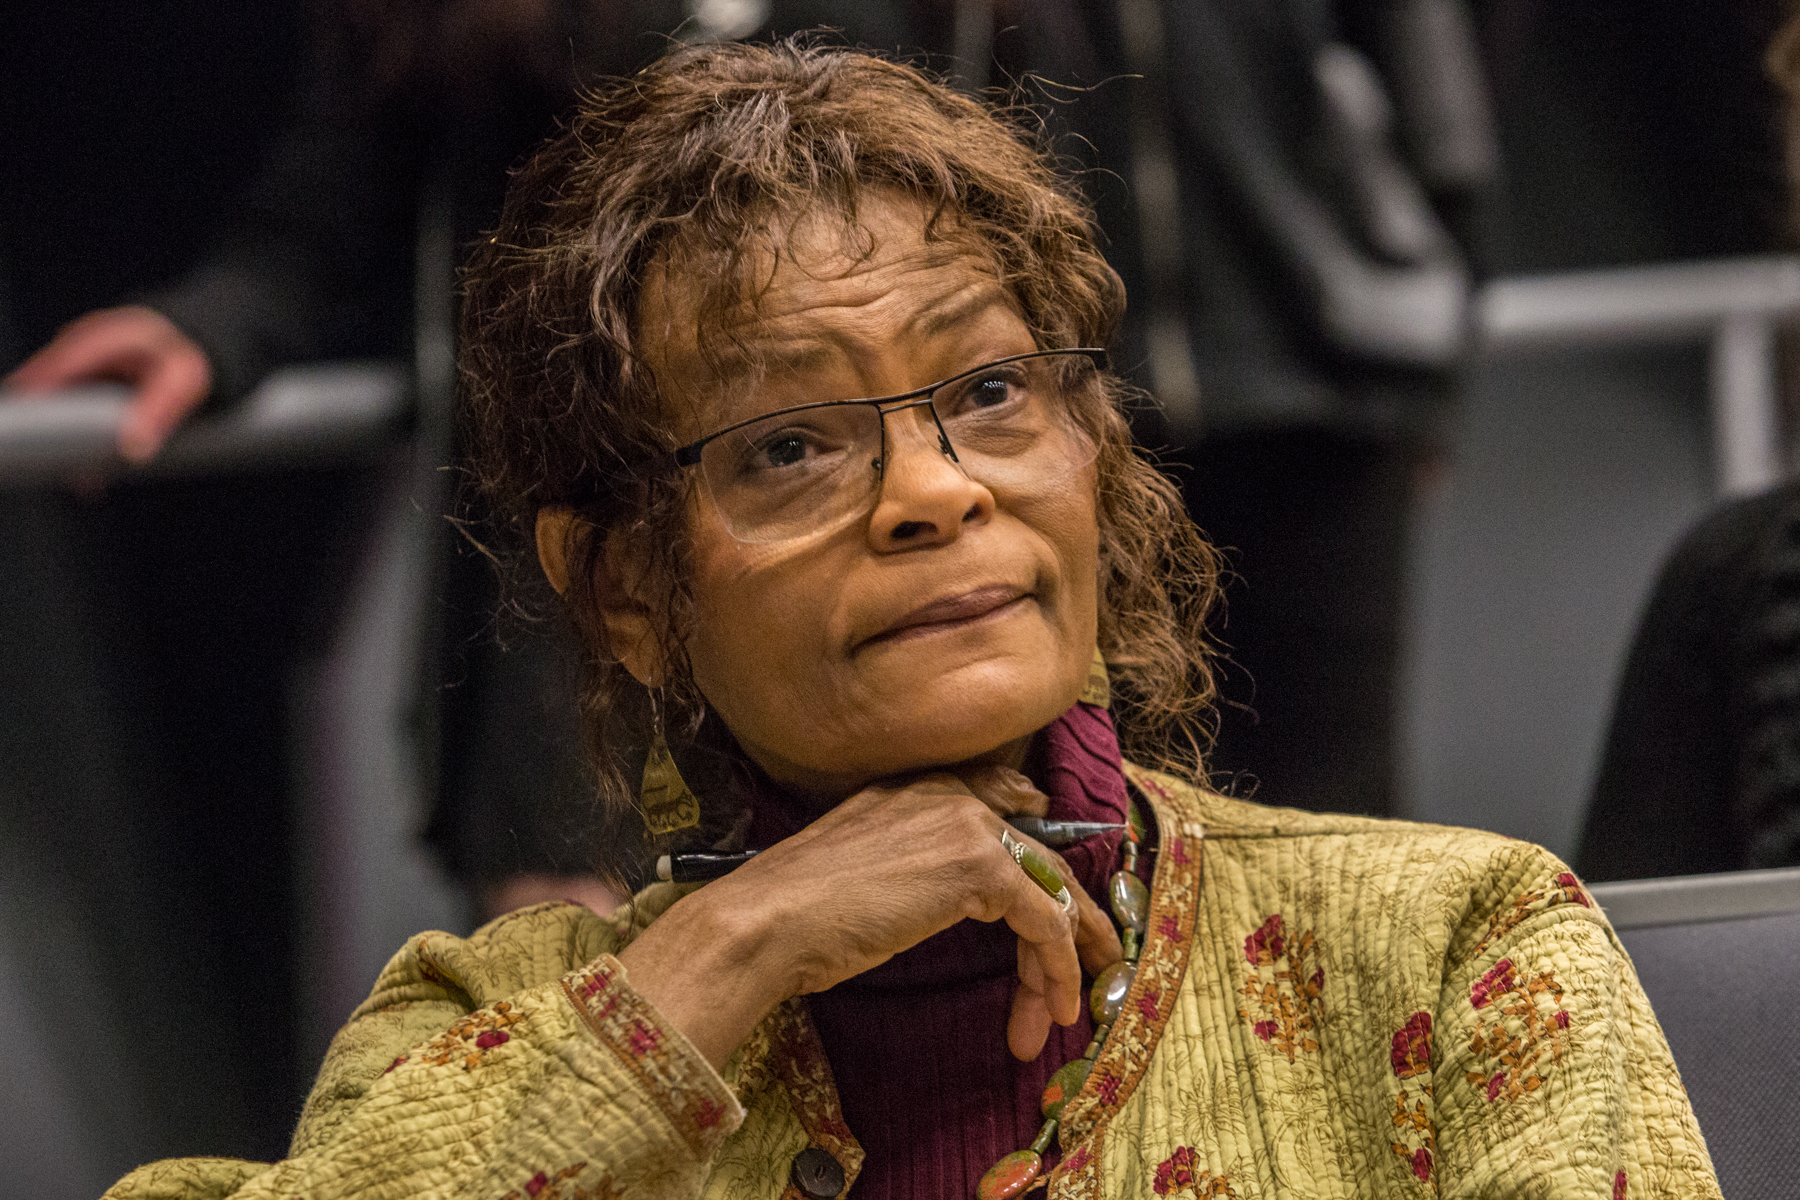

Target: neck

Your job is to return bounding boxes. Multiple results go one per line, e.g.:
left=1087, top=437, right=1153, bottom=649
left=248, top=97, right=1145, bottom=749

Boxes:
left=738, top=731, right=1037, bottom=815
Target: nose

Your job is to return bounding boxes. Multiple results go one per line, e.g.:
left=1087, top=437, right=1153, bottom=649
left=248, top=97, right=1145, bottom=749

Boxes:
left=867, top=404, right=993, bottom=552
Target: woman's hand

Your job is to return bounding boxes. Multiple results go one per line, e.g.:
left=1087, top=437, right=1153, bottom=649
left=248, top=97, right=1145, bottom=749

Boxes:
left=615, top=768, right=1122, bottom=1069
left=4, top=305, right=212, bottom=462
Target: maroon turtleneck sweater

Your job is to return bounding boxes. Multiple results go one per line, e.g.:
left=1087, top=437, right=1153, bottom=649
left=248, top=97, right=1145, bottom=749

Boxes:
left=747, top=702, right=1136, bottom=1200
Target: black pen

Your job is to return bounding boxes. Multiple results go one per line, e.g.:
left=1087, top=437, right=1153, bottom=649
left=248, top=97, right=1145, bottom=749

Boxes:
left=656, top=818, right=1127, bottom=883
left=1005, top=817, right=1129, bottom=847
left=655, top=850, right=760, bottom=883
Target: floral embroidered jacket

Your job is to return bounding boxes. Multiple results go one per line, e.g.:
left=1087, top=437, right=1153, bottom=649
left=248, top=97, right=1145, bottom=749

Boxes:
left=106, top=766, right=1720, bottom=1200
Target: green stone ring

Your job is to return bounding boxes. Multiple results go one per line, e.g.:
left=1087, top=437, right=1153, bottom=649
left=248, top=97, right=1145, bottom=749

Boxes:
left=1000, top=828, right=1076, bottom=917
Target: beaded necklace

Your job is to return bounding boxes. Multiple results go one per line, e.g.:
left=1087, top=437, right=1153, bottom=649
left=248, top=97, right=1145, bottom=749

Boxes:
left=975, top=802, right=1152, bottom=1199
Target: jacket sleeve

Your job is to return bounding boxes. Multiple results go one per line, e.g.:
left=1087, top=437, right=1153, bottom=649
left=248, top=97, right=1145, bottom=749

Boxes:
left=104, top=897, right=744, bottom=1200
left=1433, top=857, right=1720, bottom=1199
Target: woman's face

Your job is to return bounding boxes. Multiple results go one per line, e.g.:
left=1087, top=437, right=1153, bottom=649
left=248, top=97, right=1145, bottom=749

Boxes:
left=633, top=196, right=1100, bottom=798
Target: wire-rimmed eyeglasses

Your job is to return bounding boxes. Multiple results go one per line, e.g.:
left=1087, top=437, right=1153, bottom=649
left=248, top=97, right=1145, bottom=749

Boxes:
left=672, top=348, right=1107, bottom=543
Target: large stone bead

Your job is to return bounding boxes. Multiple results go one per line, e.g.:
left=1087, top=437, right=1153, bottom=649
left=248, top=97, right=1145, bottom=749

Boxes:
left=1089, top=959, right=1136, bottom=1024
left=976, top=1150, right=1042, bottom=1200
left=789, top=1147, right=845, bottom=1199
left=1109, top=870, right=1149, bottom=932
left=1041, top=1057, right=1093, bottom=1120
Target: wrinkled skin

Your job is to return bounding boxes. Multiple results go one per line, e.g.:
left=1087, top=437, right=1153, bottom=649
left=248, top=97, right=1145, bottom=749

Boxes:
left=560, top=195, right=1122, bottom=1066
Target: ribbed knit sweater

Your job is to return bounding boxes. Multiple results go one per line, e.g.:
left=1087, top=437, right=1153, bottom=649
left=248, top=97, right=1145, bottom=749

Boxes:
left=749, top=703, right=1139, bottom=1200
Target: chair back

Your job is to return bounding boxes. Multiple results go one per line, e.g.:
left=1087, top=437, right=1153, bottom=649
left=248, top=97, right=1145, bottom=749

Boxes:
left=1591, top=867, right=1800, bottom=1200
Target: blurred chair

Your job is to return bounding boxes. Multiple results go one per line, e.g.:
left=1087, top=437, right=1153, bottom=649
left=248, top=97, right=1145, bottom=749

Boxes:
left=1591, top=866, right=1800, bottom=1200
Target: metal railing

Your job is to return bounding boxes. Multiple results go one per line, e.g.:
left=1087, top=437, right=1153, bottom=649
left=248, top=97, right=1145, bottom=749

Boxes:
left=1478, top=254, right=1800, bottom=496
left=0, top=361, right=408, bottom=483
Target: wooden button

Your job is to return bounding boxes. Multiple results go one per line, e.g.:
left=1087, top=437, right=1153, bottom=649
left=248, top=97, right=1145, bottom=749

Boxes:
left=791, top=1146, right=845, bottom=1198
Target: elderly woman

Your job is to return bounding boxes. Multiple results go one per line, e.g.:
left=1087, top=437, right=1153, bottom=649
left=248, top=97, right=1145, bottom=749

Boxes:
left=110, top=43, right=1716, bottom=1200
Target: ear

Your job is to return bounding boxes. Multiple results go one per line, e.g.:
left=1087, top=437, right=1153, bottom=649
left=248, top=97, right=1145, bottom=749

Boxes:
left=537, top=506, right=665, bottom=686
left=535, top=506, right=577, bottom=595
left=600, top=529, right=665, bottom=687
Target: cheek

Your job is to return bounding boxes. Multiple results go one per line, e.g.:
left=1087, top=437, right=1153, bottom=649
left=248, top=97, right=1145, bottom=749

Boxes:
left=1012, top=470, right=1102, bottom=629
left=680, top=532, right=840, bottom=727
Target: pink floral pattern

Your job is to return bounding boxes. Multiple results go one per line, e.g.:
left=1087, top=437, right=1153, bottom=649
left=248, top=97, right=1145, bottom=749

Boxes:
left=1245, top=914, right=1285, bottom=965
left=1464, top=959, right=1571, bottom=1104
left=1387, top=1011, right=1438, bottom=1185
left=496, top=1162, right=621, bottom=1200
left=1237, top=913, right=1325, bottom=1062
left=1390, top=1012, right=1432, bottom=1079
left=417, top=1002, right=523, bottom=1070
left=1152, top=1146, right=1237, bottom=1197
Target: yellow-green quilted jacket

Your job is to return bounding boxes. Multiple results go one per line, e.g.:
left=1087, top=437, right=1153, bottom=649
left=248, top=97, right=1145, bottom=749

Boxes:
left=106, top=766, right=1721, bottom=1199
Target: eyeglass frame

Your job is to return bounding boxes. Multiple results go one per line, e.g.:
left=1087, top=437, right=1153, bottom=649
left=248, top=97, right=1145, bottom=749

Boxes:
left=670, top=347, right=1110, bottom=474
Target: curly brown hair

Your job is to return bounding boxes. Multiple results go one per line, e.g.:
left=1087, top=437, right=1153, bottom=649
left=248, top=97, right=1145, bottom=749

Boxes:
left=460, top=39, right=1222, bottom=835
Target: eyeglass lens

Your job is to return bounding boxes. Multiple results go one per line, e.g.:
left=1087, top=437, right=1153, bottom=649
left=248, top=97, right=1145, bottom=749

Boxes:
left=695, top=351, right=1100, bottom=543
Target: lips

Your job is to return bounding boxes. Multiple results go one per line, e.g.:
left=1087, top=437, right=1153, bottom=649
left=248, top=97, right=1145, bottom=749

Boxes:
left=861, top=583, right=1031, bottom=649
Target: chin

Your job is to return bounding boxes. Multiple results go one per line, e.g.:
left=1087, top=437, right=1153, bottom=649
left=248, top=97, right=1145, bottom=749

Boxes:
left=855, top=661, right=1078, bottom=772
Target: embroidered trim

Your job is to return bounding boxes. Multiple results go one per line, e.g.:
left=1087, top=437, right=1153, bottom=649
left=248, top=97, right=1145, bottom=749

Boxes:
left=1050, top=766, right=1205, bottom=1197
left=559, top=955, right=739, bottom=1160
left=1052, top=1125, right=1106, bottom=1198
left=768, top=998, right=865, bottom=1200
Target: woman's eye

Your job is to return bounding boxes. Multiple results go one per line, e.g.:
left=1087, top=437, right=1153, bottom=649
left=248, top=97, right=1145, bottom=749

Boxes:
left=740, top=425, right=842, bottom=474
left=757, top=433, right=809, bottom=468
left=972, top=377, right=1012, bottom=405
left=949, top=370, right=1024, bottom=413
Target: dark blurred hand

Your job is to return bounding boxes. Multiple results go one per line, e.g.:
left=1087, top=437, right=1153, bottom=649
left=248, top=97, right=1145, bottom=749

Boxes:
left=5, top=305, right=213, bottom=462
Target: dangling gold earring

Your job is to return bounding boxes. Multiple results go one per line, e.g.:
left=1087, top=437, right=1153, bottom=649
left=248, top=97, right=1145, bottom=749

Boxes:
left=640, top=694, right=700, bottom=835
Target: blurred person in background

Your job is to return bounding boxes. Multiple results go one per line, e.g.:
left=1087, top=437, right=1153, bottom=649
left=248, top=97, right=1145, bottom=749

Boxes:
left=1575, top=4, right=1800, bottom=883
left=0, top=0, right=946, bottom=1174
left=7, top=0, right=941, bottom=920
left=1005, top=0, right=1498, bottom=818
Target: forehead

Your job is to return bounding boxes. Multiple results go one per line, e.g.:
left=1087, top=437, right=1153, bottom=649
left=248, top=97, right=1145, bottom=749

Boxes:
left=637, top=195, right=1020, bottom=414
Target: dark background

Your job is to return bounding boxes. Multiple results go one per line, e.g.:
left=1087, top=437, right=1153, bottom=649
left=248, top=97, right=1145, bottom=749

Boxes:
left=0, top=0, right=1791, bottom=1191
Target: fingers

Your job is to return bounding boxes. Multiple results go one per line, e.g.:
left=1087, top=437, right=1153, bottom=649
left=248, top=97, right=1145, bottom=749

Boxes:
left=928, top=775, right=1110, bottom=1049
left=995, top=819, right=1123, bottom=978
left=962, top=766, right=1050, bottom=819
left=1049, top=842, right=1125, bottom=975
left=3, top=306, right=212, bottom=463
left=1008, top=939, right=1057, bottom=1060
left=8, top=307, right=167, bottom=390
left=119, top=346, right=212, bottom=462
left=998, top=850, right=1084, bottom=1060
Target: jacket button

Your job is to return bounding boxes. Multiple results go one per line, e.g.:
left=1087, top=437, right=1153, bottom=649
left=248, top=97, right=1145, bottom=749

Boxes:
left=790, top=1146, right=845, bottom=1198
